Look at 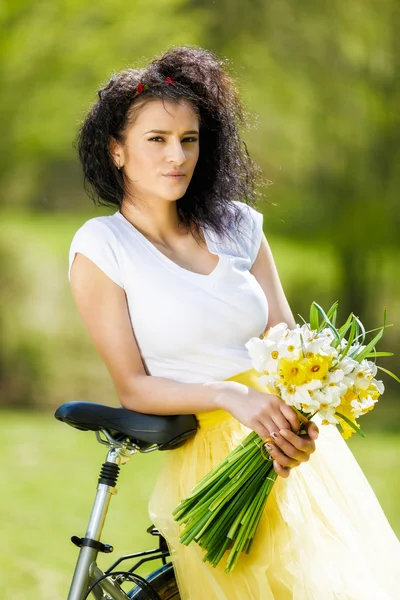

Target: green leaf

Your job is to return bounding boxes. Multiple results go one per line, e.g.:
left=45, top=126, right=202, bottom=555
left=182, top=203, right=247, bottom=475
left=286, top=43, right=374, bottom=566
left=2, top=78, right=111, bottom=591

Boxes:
left=376, top=366, right=400, bottom=384
left=335, top=412, right=366, bottom=437
left=362, top=324, right=393, bottom=337
left=309, top=302, right=320, bottom=330
left=299, top=332, right=307, bottom=358
left=340, top=316, right=357, bottom=361
left=354, top=327, right=385, bottom=362
left=313, top=302, right=342, bottom=344
left=326, top=301, right=339, bottom=327
left=354, top=315, right=366, bottom=346
left=297, top=313, right=308, bottom=327
left=365, top=352, right=393, bottom=358
left=337, top=313, right=354, bottom=346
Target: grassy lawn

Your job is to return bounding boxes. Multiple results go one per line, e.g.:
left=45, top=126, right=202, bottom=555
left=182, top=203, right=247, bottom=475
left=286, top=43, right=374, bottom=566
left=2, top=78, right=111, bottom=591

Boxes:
left=2, top=411, right=400, bottom=599
left=2, top=411, right=164, bottom=599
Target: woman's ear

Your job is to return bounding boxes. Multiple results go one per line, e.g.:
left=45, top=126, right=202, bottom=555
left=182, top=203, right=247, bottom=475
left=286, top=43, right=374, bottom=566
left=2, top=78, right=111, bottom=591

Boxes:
left=109, top=137, right=124, bottom=170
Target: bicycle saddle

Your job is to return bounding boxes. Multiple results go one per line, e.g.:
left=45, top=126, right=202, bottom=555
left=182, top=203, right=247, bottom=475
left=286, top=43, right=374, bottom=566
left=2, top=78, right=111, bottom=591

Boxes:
left=54, top=401, right=198, bottom=450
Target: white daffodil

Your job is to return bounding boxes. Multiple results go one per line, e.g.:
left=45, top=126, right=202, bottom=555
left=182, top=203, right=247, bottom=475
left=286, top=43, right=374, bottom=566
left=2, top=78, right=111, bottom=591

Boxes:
left=326, top=369, right=345, bottom=384
left=340, top=356, right=360, bottom=375
left=323, top=368, right=352, bottom=397
left=353, top=363, right=376, bottom=390
left=348, top=343, right=366, bottom=360
left=312, top=386, right=341, bottom=407
left=302, top=378, right=324, bottom=392
left=287, top=325, right=307, bottom=348
left=258, top=373, right=280, bottom=390
left=264, top=322, right=289, bottom=343
left=365, top=360, right=378, bottom=377
left=279, top=385, right=320, bottom=412
left=305, top=334, right=337, bottom=357
left=351, top=396, right=376, bottom=417
left=245, top=337, right=272, bottom=372
left=319, top=410, right=339, bottom=425
left=275, top=339, right=302, bottom=360
left=253, top=337, right=282, bottom=373
left=321, top=327, right=335, bottom=341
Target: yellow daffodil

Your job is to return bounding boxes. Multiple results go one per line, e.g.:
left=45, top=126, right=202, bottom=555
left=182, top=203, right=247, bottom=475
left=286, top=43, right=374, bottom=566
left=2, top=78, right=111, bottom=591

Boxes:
left=336, top=388, right=359, bottom=439
left=278, top=358, right=309, bottom=386
left=304, top=355, right=333, bottom=381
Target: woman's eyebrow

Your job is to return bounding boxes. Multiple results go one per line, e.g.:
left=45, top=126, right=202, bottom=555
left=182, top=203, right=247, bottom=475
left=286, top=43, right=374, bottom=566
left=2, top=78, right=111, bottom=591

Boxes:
left=143, top=129, right=199, bottom=135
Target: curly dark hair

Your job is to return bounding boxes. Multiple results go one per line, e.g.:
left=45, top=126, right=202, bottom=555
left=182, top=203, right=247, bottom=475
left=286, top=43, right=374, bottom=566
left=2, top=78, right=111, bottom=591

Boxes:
left=76, top=44, right=266, bottom=239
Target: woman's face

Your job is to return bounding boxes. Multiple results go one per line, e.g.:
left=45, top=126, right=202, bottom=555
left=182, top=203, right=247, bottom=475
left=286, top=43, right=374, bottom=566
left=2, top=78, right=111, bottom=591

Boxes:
left=113, top=98, right=200, bottom=204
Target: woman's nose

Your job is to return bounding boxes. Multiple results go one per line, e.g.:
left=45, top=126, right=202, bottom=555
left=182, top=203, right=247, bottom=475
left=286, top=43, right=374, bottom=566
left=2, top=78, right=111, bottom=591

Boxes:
left=167, top=140, right=187, bottom=164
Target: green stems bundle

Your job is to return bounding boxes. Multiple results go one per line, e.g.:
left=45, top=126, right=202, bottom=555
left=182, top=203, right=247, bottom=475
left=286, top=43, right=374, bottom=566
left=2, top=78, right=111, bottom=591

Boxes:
left=172, top=431, right=278, bottom=572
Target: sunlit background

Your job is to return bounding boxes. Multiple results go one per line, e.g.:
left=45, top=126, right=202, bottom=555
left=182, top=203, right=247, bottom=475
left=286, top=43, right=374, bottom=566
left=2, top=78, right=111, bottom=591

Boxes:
left=1, top=1, right=399, bottom=597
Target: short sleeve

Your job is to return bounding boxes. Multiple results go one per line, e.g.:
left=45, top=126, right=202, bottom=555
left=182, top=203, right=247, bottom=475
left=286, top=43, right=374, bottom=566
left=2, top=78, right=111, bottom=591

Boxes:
left=203, top=201, right=264, bottom=268
left=223, top=200, right=264, bottom=269
left=68, top=218, right=124, bottom=288
left=231, top=201, right=264, bottom=267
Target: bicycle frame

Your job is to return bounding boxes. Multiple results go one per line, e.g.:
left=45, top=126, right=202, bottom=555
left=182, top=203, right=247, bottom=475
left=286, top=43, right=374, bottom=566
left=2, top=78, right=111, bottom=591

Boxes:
left=67, top=429, right=162, bottom=600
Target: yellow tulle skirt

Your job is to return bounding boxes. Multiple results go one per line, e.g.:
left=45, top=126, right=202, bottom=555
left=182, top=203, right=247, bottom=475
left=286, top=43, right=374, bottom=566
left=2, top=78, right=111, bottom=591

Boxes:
left=148, top=369, right=400, bottom=599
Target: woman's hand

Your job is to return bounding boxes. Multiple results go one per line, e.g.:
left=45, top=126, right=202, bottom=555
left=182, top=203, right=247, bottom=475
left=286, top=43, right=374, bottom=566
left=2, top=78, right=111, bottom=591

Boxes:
left=215, top=381, right=301, bottom=437
left=214, top=382, right=319, bottom=478
left=265, top=420, right=319, bottom=478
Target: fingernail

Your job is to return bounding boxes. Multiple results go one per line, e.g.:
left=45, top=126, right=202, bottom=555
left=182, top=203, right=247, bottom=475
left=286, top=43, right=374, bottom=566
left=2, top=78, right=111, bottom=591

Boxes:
left=265, top=443, right=273, bottom=451
left=271, top=432, right=278, bottom=439
left=279, top=429, right=288, bottom=437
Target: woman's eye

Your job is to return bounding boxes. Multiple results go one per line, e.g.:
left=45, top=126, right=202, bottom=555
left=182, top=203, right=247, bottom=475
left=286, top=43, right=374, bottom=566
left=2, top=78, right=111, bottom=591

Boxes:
left=148, top=137, right=198, bottom=143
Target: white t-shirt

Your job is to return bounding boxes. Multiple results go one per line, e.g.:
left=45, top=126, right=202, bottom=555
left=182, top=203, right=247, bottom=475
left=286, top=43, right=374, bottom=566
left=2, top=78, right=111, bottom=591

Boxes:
left=68, top=201, right=269, bottom=383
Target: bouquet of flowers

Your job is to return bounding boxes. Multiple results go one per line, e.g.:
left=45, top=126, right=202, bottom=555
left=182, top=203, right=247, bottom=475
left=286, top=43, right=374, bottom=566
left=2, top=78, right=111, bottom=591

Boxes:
left=172, top=301, right=398, bottom=573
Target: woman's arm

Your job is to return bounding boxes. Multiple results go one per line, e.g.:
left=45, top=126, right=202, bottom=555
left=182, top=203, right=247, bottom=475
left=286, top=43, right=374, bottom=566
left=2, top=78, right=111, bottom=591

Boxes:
left=250, top=234, right=296, bottom=330
left=250, top=232, right=319, bottom=475
left=69, top=252, right=297, bottom=426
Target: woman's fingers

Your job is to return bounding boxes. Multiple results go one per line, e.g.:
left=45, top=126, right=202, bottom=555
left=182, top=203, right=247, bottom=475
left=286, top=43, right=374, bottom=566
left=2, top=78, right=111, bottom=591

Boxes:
left=280, top=403, right=301, bottom=434
left=266, top=431, right=306, bottom=463
left=272, top=461, right=291, bottom=478
left=303, top=420, right=319, bottom=440
left=279, top=426, right=318, bottom=454
left=264, top=420, right=319, bottom=471
left=264, top=440, right=300, bottom=468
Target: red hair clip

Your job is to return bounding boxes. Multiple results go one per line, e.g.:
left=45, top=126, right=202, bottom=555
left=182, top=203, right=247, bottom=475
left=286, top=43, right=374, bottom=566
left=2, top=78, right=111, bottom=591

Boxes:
left=134, top=76, right=174, bottom=98
left=136, top=82, right=149, bottom=94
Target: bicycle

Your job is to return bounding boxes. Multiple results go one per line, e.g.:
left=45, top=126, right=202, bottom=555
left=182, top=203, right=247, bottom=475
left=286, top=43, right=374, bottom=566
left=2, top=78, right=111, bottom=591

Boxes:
left=55, top=401, right=197, bottom=599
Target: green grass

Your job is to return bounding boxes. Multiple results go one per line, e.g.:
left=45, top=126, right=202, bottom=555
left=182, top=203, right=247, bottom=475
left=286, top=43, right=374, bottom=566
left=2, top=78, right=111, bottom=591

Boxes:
left=1, top=411, right=164, bottom=599
left=1, top=411, right=400, bottom=599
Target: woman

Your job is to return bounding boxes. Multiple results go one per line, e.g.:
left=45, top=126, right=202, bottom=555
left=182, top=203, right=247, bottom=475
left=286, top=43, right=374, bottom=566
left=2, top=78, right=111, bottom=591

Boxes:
left=68, top=46, right=400, bottom=599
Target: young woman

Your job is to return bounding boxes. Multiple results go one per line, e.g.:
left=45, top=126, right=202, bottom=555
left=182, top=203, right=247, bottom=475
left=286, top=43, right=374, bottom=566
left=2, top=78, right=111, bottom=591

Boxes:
left=68, top=45, right=400, bottom=599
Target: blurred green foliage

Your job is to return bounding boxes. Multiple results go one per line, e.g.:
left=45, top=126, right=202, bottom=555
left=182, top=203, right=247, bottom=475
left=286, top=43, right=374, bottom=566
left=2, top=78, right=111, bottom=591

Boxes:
left=0, top=1, right=399, bottom=418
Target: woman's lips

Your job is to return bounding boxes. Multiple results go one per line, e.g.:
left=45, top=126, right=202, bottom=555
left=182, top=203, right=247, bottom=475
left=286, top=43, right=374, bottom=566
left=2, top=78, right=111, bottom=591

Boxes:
left=163, top=174, right=185, bottom=179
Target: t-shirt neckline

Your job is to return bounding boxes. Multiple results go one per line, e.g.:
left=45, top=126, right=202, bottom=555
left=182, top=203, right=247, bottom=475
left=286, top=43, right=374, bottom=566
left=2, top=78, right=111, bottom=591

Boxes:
left=113, top=210, right=225, bottom=281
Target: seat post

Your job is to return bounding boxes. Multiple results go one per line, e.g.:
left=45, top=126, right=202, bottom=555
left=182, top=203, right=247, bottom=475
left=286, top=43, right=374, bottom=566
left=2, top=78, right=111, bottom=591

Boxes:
left=67, top=446, right=125, bottom=600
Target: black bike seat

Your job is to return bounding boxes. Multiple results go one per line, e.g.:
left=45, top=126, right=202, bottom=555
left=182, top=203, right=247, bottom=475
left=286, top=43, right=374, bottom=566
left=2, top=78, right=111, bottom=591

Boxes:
left=54, top=401, right=197, bottom=450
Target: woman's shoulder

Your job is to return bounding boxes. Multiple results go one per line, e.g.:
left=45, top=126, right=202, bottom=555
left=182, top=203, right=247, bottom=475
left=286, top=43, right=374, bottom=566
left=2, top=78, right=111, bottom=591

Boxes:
left=229, top=200, right=263, bottom=230
left=71, top=212, right=121, bottom=241
left=68, top=213, right=124, bottom=287
left=208, top=201, right=264, bottom=267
